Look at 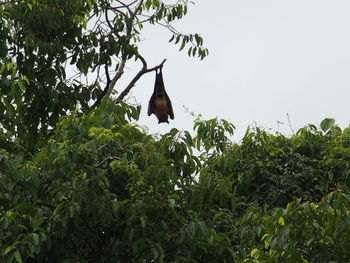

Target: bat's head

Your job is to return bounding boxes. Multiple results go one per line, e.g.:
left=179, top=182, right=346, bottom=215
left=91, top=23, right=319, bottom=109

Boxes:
left=157, top=113, right=169, bottom=124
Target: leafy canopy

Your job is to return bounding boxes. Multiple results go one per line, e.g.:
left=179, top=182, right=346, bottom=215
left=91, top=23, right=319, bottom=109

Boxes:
left=2, top=1, right=350, bottom=262
left=2, top=99, right=350, bottom=262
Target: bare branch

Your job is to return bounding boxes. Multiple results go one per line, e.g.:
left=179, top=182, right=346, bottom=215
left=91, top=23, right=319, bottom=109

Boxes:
left=116, top=56, right=166, bottom=101
left=86, top=58, right=126, bottom=114
left=134, top=0, right=144, bottom=16
left=105, top=7, right=114, bottom=30
left=287, top=113, right=295, bottom=135
left=95, top=156, right=121, bottom=167
left=104, top=56, right=111, bottom=84
left=105, top=59, right=126, bottom=98
left=114, top=0, right=139, bottom=10
left=116, top=0, right=132, bottom=14
left=111, top=0, right=142, bottom=22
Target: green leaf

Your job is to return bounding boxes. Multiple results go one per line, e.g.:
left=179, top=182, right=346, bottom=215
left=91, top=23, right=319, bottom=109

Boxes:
left=264, top=240, right=270, bottom=249
left=16, top=224, right=28, bottom=230
left=120, top=199, right=131, bottom=206
left=187, top=46, right=192, bottom=56
left=53, top=203, right=66, bottom=216
left=32, top=233, right=40, bottom=246
left=261, top=233, right=270, bottom=241
left=213, top=211, right=226, bottom=220
left=192, top=47, right=197, bottom=56
left=174, top=35, right=181, bottom=44
left=14, top=250, right=23, bottom=263
left=278, top=216, right=285, bottom=225
left=168, top=198, right=175, bottom=208
left=179, top=39, right=186, bottom=51
left=320, top=118, right=335, bottom=132
left=5, top=244, right=17, bottom=255
left=170, top=193, right=180, bottom=200
left=86, top=0, right=92, bottom=9
left=250, top=248, right=259, bottom=257
left=194, top=34, right=201, bottom=46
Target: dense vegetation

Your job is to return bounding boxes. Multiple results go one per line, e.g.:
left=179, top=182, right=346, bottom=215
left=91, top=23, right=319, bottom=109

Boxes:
left=1, top=102, right=350, bottom=262
left=1, top=0, right=350, bottom=262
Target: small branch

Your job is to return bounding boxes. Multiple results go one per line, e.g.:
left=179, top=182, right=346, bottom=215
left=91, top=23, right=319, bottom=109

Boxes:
left=95, top=156, right=121, bottom=167
left=104, top=55, right=111, bottom=84
left=134, top=0, right=144, bottom=16
left=105, top=59, right=126, bottom=98
left=139, top=54, right=148, bottom=70
left=105, top=8, right=114, bottom=30
left=115, top=0, right=139, bottom=11
left=116, top=56, right=166, bottom=101
left=86, top=56, right=165, bottom=113
left=86, top=58, right=126, bottom=114
left=287, top=113, right=295, bottom=135
left=116, top=0, right=134, bottom=16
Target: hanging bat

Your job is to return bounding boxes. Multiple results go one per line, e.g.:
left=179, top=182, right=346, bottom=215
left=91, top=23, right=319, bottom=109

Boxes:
left=148, top=67, right=174, bottom=124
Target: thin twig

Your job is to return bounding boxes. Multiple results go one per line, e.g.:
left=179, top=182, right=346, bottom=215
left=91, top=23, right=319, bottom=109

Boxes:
left=85, top=58, right=126, bottom=114
left=114, top=0, right=139, bottom=10
left=95, top=156, right=121, bottom=167
left=287, top=113, right=295, bottom=135
left=105, top=59, right=126, bottom=98
left=134, top=0, right=144, bottom=16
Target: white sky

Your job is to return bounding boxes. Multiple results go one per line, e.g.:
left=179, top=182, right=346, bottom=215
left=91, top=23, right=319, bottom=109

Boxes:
left=117, top=1, right=350, bottom=140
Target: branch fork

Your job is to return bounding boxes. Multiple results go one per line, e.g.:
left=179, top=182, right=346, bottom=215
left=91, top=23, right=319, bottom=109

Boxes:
left=117, top=55, right=166, bottom=101
left=87, top=55, right=166, bottom=113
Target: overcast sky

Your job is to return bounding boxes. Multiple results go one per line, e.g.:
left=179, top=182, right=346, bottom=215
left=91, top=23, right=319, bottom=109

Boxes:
left=118, top=1, right=350, bottom=140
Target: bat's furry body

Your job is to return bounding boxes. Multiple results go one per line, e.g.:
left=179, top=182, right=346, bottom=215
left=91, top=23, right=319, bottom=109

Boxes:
left=148, top=68, right=174, bottom=123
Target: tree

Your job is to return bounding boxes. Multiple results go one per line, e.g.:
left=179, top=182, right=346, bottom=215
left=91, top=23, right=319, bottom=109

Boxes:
left=0, top=0, right=208, bottom=150
left=2, top=1, right=350, bottom=262
left=2, top=100, right=350, bottom=262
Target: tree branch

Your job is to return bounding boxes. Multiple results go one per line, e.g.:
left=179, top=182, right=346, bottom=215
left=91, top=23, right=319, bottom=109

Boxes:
left=116, top=56, right=166, bottom=101
left=86, top=58, right=126, bottom=114
left=105, top=59, right=126, bottom=98
left=85, top=56, right=165, bottom=113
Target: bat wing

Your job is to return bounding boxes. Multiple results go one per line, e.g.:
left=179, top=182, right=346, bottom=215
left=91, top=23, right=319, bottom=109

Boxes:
left=165, top=92, right=174, bottom=120
left=148, top=69, right=161, bottom=116
left=157, top=68, right=174, bottom=119
left=147, top=91, right=156, bottom=116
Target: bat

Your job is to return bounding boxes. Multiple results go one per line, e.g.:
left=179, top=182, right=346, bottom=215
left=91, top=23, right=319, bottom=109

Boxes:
left=148, top=67, right=174, bottom=124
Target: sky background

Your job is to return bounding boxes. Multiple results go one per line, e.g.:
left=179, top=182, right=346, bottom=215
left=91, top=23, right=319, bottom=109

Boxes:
left=117, top=0, right=350, bottom=141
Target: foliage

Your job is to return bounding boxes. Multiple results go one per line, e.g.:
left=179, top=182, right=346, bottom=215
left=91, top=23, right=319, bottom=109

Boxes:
left=2, top=1, right=350, bottom=262
left=242, top=191, right=350, bottom=263
left=198, top=121, right=350, bottom=210
left=1, top=100, right=350, bottom=262
left=0, top=0, right=208, bottom=150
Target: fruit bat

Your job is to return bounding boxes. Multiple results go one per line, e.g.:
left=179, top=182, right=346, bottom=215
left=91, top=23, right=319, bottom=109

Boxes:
left=148, top=67, right=174, bottom=124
